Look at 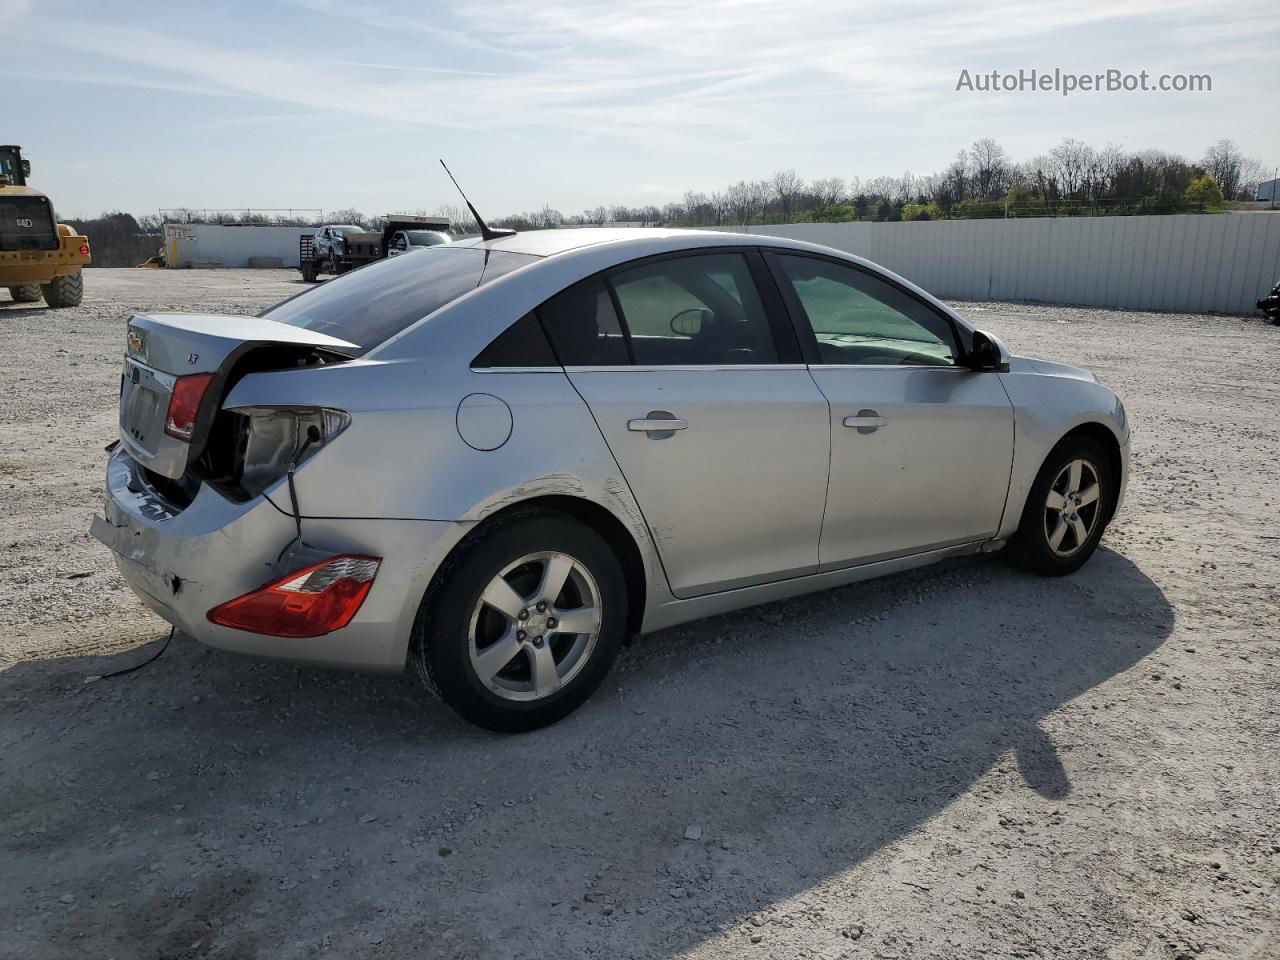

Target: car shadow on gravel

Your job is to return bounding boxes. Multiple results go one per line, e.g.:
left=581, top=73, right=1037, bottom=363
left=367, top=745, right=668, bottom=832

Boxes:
left=0, top=546, right=1171, bottom=959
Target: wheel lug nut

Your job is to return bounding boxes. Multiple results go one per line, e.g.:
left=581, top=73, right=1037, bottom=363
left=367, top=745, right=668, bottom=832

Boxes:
left=532, top=636, right=544, bottom=647
left=516, top=630, right=526, bottom=641
left=518, top=609, right=529, bottom=621
left=547, top=617, right=558, bottom=629
left=536, top=601, right=547, bottom=612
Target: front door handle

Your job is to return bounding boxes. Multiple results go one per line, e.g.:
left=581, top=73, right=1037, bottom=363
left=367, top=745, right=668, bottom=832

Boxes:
left=843, top=410, right=887, bottom=433
left=627, top=411, right=687, bottom=438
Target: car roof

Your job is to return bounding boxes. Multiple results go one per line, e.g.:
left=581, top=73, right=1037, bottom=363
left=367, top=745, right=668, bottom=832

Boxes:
left=452, top=227, right=766, bottom=258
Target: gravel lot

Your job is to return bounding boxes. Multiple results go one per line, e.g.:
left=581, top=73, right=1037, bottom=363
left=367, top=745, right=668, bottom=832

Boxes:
left=2, top=269, right=1277, bottom=960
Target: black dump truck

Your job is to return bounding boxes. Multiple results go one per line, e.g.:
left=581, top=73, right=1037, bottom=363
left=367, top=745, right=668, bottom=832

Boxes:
left=298, top=215, right=452, bottom=282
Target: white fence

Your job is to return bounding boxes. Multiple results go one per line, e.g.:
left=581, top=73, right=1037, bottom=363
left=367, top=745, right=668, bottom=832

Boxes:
left=163, top=224, right=306, bottom=268
left=720, top=213, right=1280, bottom=315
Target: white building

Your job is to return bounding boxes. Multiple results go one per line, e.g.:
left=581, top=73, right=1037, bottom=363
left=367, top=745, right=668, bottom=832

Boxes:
left=163, top=223, right=308, bottom=268
left=1257, top=178, right=1279, bottom=203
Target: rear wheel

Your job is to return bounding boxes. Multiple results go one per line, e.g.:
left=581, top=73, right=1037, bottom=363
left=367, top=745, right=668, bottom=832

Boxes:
left=1007, top=436, right=1113, bottom=576
left=411, top=513, right=627, bottom=732
left=327, top=251, right=341, bottom=276
left=41, top=270, right=83, bottom=308
left=300, top=260, right=318, bottom=283
left=8, top=284, right=41, bottom=303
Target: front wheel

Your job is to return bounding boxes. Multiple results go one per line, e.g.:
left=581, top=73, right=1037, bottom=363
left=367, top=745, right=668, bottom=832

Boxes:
left=8, top=284, right=41, bottom=303
left=1007, top=436, right=1114, bottom=576
left=41, top=271, right=83, bottom=308
left=411, top=513, right=627, bottom=732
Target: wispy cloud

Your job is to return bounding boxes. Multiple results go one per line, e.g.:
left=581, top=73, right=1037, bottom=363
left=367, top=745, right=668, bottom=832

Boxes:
left=0, top=0, right=30, bottom=24
left=6, top=0, right=1276, bottom=215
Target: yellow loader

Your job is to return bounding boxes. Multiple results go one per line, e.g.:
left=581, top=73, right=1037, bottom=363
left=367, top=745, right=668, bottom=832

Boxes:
left=1, top=145, right=90, bottom=307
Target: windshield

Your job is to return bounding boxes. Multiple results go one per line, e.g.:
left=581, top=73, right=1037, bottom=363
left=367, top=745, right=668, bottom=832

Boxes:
left=263, top=247, right=537, bottom=355
left=0, top=149, right=23, bottom=186
left=405, top=230, right=450, bottom=246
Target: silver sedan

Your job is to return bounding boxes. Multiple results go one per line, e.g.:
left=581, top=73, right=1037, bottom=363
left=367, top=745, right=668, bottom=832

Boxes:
left=91, top=228, right=1129, bottom=731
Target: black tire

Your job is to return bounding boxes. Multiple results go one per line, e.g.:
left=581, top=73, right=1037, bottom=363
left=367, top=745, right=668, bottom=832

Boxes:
left=327, top=251, right=341, bottom=276
left=41, top=271, right=83, bottom=308
left=411, top=512, right=628, bottom=732
left=300, top=260, right=318, bottom=283
left=1007, top=435, right=1114, bottom=576
left=8, top=284, right=41, bottom=303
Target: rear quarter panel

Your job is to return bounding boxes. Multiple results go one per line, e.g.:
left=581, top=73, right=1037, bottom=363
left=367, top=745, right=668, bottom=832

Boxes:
left=223, top=359, right=672, bottom=640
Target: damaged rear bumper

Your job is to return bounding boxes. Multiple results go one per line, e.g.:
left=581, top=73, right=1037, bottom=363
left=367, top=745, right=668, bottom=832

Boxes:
left=90, top=448, right=460, bottom=672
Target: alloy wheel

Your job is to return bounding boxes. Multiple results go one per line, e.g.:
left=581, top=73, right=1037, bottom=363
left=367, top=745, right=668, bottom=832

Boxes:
left=467, top=551, right=603, bottom=702
left=1043, top=458, right=1102, bottom=558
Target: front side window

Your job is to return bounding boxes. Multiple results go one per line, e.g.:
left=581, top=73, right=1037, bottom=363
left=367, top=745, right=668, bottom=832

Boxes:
left=775, top=255, right=960, bottom=366
left=264, top=247, right=538, bottom=355
left=609, top=253, right=778, bottom=365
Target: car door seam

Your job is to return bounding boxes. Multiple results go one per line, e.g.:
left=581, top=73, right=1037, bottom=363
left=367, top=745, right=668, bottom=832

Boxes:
left=993, top=371, right=1019, bottom=536
left=803, top=364, right=836, bottom=571
left=556, top=367, right=679, bottom=596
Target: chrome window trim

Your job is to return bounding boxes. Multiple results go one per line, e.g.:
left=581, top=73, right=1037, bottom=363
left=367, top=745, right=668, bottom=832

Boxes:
left=470, top=366, right=564, bottom=374
left=808, top=364, right=970, bottom=372
left=563, top=363, right=811, bottom=373
left=472, top=363, right=973, bottom=374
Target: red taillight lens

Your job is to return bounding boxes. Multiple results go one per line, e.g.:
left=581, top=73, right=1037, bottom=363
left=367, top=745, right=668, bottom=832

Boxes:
left=207, top=555, right=380, bottom=638
left=79, top=244, right=90, bottom=256
left=163, top=372, right=215, bottom=441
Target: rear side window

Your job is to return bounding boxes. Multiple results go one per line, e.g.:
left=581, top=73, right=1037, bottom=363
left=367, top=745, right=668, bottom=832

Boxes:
left=537, top=276, right=630, bottom=366
left=609, top=253, right=778, bottom=365
left=264, top=248, right=537, bottom=356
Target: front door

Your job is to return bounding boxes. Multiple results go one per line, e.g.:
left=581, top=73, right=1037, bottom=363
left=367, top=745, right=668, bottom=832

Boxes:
left=767, top=252, right=1014, bottom=568
left=538, top=251, right=831, bottom=597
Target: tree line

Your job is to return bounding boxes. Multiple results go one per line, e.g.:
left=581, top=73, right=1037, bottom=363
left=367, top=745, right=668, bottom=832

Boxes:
left=488, top=138, right=1269, bottom=229
left=67, top=137, right=1271, bottom=265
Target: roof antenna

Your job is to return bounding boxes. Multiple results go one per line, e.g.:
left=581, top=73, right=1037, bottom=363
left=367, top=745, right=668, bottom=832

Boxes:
left=439, top=160, right=515, bottom=242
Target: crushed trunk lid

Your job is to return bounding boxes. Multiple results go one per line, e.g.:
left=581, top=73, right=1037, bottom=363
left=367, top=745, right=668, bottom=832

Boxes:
left=119, top=312, right=356, bottom=480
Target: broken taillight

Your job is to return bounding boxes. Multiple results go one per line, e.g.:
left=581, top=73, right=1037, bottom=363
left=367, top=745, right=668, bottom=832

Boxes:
left=207, top=555, right=380, bottom=637
left=164, top=373, right=215, bottom=441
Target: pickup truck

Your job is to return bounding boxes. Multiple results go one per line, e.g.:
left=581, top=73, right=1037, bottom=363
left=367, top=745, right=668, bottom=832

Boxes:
left=299, top=216, right=451, bottom=282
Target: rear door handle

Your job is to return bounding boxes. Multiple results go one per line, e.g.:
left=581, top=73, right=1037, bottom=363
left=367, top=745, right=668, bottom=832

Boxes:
left=843, top=410, right=887, bottom=433
left=628, top=411, right=687, bottom=437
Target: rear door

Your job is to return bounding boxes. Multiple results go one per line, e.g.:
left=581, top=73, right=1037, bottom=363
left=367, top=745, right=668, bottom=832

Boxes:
left=541, top=250, right=831, bottom=598
left=766, top=252, right=1014, bottom=568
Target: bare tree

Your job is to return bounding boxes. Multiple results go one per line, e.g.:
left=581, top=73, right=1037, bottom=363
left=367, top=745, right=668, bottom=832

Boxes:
left=746, top=180, right=771, bottom=223
left=770, top=168, right=805, bottom=222
left=1201, top=139, right=1265, bottom=200
left=433, top=203, right=478, bottom=235
left=968, top=138, right=1010, bottom=198
left=810, top=176, right=846, bottom=208
left=1237, top=156, right=1269, bottom=201
left=863, top=176, right=899, bottom=202
left=896, top=171, right=919, bottom=204
left=709, top=190, right=729, bottom=226
left=1049, top=138, right=1093, bottom=197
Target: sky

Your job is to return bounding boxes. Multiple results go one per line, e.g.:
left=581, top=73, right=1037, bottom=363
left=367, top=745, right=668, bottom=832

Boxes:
left=4, top=0, right=1277, bottom=220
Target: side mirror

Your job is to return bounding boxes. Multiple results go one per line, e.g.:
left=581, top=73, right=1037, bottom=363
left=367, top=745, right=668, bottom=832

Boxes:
left=671, top=307, right=711, bottom=337
left=969, top=329, right=1010, bottom=372
left=21, top=159, right=31, bottom=177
